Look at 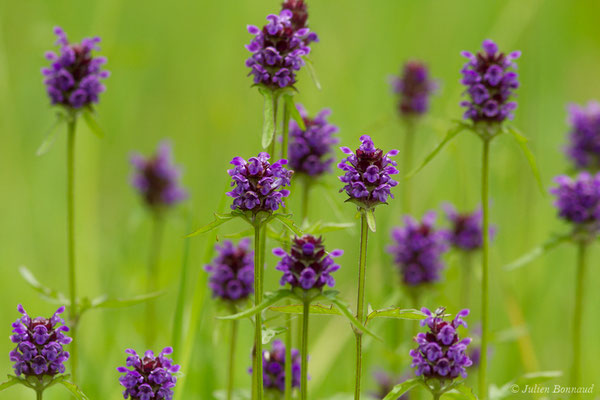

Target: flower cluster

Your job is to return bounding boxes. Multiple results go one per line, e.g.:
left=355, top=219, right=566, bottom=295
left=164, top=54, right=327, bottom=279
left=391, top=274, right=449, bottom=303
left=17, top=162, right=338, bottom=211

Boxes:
left=262, top=340, right=301, bottom=392
left=9, top=305, right=71, bottom=377
left=443, top=203, right=491, bottom=251
left=273, top=235, right=342, bottom=290
left=338, top=135, right=399, bottom=209
left=117, top=347, right=180, bottom=400
left=390, top=61, right=437, bottom=117
left=410, top=308, right=473, bottom=380
left=388, top=212, right=448, bottom=286
left=227, top=152, right=293, bottom=213
left=460, top=39, right=520, bottom=123
left=205, top=239, right=254, bottom=302
left=245, top=5, right=318, bottom=89
left=131, top=141, right=188, bottom=210
left=565, top=101, right=600, bottom=170
left=42, top=27, right=109, bottom=109
left=550, top=172, right=600, bottom=233
left=288, top=104, right=339, bottom=177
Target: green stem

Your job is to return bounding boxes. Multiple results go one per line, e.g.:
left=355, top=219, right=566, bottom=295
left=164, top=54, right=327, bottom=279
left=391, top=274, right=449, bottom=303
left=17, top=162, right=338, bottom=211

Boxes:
left=36, top=389, right=43, bottom=400
left=146, top=211, right=165, bottom=347
left=301, top=177, right=310, bottom=224
left=171, top=218, right=192, bottom=357
left=432, top=392, right=441, bottom=400
left=460, top=252, right=473, bottom=307
left=354, top=212, right=369, bottom=400
left=253, top=222, right=265, bottom=400
left=281, top=100, right=290, bottom=160
left=284, top=302, right=293, bottom=400
left=66, top=117, right=78, bottom=383
left=479, top=139, right=490, bottom=400
left=572, top=241, right=587, bottom=389
left=269, top=95, right=279, bottom=157
left=401, top=118, right=415, bottom=214
left=227, top=319, right=239, bottom=400
left=300, top=300, right=310, bottom=400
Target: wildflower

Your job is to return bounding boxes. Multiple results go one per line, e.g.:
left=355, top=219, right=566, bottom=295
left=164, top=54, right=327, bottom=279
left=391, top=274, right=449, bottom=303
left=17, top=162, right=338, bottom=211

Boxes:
left=41, top=27, right=109, bottom=109
left=390, top=61, right=437, bottom=117
left=205, top=239, right=254, bottom=302
left=550, top=172, right=600, bottom=235
left=262, top=340, right=301, bottom=392
left=288, top=104, right=339, bottom=177
left=9, top=305, right=71, bottom=377
left=443, top=203, right=493, bottom=252
left=565, top=101, right=600, bottom=170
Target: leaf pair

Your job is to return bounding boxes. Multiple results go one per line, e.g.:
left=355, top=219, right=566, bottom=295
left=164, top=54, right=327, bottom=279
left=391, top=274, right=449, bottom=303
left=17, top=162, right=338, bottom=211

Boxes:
left=383, top=378, right=475, bottom=400
left=186, top=212, right=304, bottom=238
left=36, top=109, right=104, bottom=156
left=0, top=374, right=88, bottom=400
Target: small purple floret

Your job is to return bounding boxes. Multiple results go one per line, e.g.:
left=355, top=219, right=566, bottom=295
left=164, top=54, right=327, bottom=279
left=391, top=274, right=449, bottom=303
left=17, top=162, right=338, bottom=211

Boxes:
left=550, top=172, right=600, bottom=233
left=205, top=239, right=254, bottom=301
left=565, top=101, right=600, bottom=170
left=390, top=61, right=437, bottom=117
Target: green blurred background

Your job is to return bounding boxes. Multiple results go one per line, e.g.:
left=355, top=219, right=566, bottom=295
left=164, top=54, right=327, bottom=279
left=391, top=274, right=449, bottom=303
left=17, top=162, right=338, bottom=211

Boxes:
left=1, top=0, right=599, bottom=398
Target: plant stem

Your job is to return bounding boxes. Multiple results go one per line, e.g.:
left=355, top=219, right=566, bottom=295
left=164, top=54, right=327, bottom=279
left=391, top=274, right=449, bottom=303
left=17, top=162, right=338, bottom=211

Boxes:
left=66, top=117, right=78, bottom=383
left=301, top=177, right=310, bottom=224
left=281, top=100, right=290, bottom=161
left=146, top=211, right=165, bottom=347
left=354, top=211, right=369, bottom=400
left=36, top=390, right=43, bottom=400
left=432, top=392, right=441, bottom=400
left=227, top=319, right=239, bottom=400
left=401, top=118, right=415, bottom=214
left=572, top=241, right=587, bottom=388
left=479, top=138, right=490, bottom=400
left=269, top=95, right=279, bottom=157
left=284, top=302, right=293, bottom=400
left=253, top=222, right=264, bottom=400
left=300, top=300, right=310, bottom=400
left=460, top=252, right=473, bottom=307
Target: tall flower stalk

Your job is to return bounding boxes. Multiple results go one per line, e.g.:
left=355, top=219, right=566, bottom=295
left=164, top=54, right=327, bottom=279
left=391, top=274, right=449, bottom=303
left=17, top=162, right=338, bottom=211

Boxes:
left=338, top=135, right=399, bottom=399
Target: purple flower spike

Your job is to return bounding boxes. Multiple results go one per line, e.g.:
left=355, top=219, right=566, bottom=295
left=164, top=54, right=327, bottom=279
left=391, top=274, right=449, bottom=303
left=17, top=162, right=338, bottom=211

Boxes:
left=245, top=3, right=318, bottom=89
left=274, top=235, right=342, bottom=291
left=388, top=212, right=448, bottom=287
left=460, top=39, right=520, bottom=123
left=130, top=141, right=188, bottom=210
left=550, top=172, right=600, bottom=235
left=42, top=27, right=109, bottom=109
left=410, top=307, right=473, bottom=381
left=390, top=61, right=437, bottom=117
left=10, top=305, right=71, bottom=377
left=262, top=340, right=301, bottom=392
left=338, top=135, right=399, bottom=209
left=288, top=104, right=339, bottom=177
left=205, top=239, right=254, bottom=302
left=227, top=152, right=293, bottom=214
left=443, top=203, right=495, bottom=252
left=565, top=101, right=600, bottom=170
left=117, top=347, right=180, bottom=400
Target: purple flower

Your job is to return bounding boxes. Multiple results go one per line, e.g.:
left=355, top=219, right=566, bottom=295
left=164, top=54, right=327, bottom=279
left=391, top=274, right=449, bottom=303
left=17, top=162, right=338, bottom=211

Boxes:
left=273, top=235, right=342, bottom=290
left=10, top=305, right=71, bottom=377
left=565, top=101, right=600, bottom=170
left=390, top=61, right=437, bottom=117
left=410, top=308, right=472, bottom=381
left=388, top=212, right=448, bottom=286
left=42, top=27, right=109, bottom=109
left=550, top=172, right=600, bottom=234
left=227, top=152, right=293, bottom=213
left=288, top=104, right=339, bottom=177
left=245, top=4, right=318, bottom=89
left=460, top=39, right=520, bottom=123
left=205, top=239, right=254, bottom=302
left=262, top=340, right=301, bottom=392
left=130, top=141, right=188, bottom=210
left=443, top=203, right=495, bottom=251
left=338, top=135, right=399, bottom=209
left=117, top=347, right=180, bottom=400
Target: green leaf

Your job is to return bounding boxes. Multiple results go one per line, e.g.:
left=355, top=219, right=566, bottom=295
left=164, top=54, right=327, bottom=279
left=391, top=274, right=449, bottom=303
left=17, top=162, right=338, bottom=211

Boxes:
left=186, top=213, right=236, bottom=238
left=382, top=378, right=421, bottom=400
left=19, top=266, right=68, bottom=303
left=447, top=383, right=477, bottom=400
left=284, top=94, right=306, bottom=130
left=503, top=233, right=571, bottom=271
left=91, top=291, right=164, bottom=308
left=272, top=214, right=304, bottom=236
left=366, top=307, right=427, bottom=324
left=365, top=209, right=376, bottom=232
left=0, top=376, right=19, bottom=392
left=259, top=87, right=276, bottom=149
left=57, top=378, right=90, bottom=400
left=505, top=126, right=544, bottom=194
left=270, top=303, right=342, bottom=316
left=222, top=229, right=254, bottom=239
left=82, top=109, right=104, bottom=139
left=36, top=113, right=66, bottom=156
left=262, top=325, right=286, bottom=345
left=407, top=123, right=467, bottom=179
left=219, top=289, right=295, bottom=320
left=304, top=221, right=354, bottom=235
left=322, top=293, right=381, bottom=341
left=303, top=57, right=322, bottom=90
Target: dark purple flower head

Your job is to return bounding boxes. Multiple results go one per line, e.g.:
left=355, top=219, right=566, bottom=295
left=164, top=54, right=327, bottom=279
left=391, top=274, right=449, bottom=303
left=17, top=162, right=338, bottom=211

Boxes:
left=410, top=307, right=472, bottom=381
left=9, top=305, right=71, bottom=377
left=131, top=141, right=188, bottom=210
left=273, top=235, right=343, bottom=291
left=205, top=239, right=254, bottom=302
left=565, top=101, right=600, bottom=170
left=262, top=340, right=301, bottom=392
left=227, top=152, right=293, bottom=214
left=443, top=203, right=495, bottom=252
left=245, top=6, right=318, bottom=89
left=338, top=135, right=399, bottom=209
left=388, top=212, right=448, bottom=287
left=550, top=172, right=600, bottom=234
left=390, top=61, right=437, bottom=117
left=288, top=104, right=339, bottom=177
left=460, top=39, right=520, bottom=123
left=117, top=347, right=180, bottom=400
left=41, top=27, right=109, bottom=109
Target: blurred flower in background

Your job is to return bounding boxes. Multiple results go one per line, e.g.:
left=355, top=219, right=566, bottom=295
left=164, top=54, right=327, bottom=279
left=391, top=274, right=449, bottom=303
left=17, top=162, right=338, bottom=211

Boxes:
left=565, top=101, right=600, bottom=171
left=261, top=339, right=301, bottom=393
left=205, top=239, right=254, bottom=302
left=390, top=61, right=437, bottom=118
left=442, top=203, right=495, bottom=252
left=550, top=172, right=600, bottom=235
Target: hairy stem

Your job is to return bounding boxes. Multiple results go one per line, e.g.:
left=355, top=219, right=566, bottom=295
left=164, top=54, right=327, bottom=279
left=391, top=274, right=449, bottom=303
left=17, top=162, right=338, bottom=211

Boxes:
left=354, top=212, right=369, bottom=400
left=227, top=319, right=239, bottom=400
left=479, top=138, right=490, bottom=400
left=66, top=118, right=78, bottom=382
left=253, top=222, right=265, bottom=400
left=572, top=241, right=587, bottom=389
left=146, top=211, right=165, bottom=346
left=301, top=300, right=310, bottom=400
left=401, top=118, right=415, bottom=214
